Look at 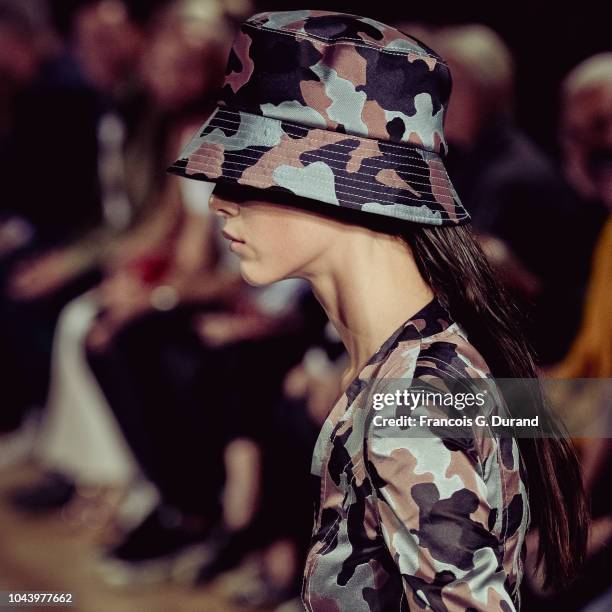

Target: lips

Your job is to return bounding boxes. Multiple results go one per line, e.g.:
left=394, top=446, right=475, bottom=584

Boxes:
left=222, top=229, right=244, bottom=243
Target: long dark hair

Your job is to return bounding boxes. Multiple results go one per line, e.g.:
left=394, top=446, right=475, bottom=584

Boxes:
left=403, top=222, right=589, bottom=590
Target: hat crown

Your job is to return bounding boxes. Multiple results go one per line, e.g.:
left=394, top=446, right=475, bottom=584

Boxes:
left=220, top=10, right=452, bottom=155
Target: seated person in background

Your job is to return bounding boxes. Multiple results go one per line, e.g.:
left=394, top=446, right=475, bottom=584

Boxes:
left=522, top=52, right=612, bottom=612
left=174, top=305, right=346, bottom=607
left=0, top=0, right=146, bottom=435
left=8, top=0, right=233, bottom=507
left=86, top=270, right=320, bottom=589
left=423, top=24, right=599, bottom=365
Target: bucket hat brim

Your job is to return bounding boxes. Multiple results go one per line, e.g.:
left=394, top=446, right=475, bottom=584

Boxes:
left=167, top=106, right=470, bottom=226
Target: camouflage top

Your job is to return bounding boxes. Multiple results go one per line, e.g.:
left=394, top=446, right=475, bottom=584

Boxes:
left=302, top=296, right=529, bottom=611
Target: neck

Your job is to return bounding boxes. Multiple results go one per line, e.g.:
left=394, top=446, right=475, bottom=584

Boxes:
left=306, top=228, right=434, bottom=388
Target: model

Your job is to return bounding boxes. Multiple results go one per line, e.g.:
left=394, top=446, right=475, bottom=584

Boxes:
left=168, top=10, right=587, bottom=611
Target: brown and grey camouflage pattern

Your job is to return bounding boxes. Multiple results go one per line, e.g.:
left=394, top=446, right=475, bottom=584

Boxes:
left=168, top=10, right=470, bottom=226
left=303, top=296, right=529, bottom=611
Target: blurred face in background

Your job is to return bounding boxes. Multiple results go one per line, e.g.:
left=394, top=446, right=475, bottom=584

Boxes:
left=74, top=0, right=143, bottom=94
left=140, top=17, right=227, bottom=112
left=432, top=25, right=514, bottom=152
left=441, top=59, right=484, bottom=151
left=561, top=80, right=612, bottom=208
left=0, top=7, right=59, bottom=140
left=0, top=23, right=39, bottom=88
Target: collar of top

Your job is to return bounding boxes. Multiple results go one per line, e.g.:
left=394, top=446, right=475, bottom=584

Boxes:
left=372, top=295, right=456, bottom=359
left=343, top=295, right=457, bottom=404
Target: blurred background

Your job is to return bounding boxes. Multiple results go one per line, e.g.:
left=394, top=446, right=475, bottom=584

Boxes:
left=0, top=1, right=610, bottom=610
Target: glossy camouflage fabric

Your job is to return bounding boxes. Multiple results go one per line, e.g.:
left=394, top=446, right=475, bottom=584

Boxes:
left=303, top=296, right=529, bottom=611
left=168, top=10, right=470, bottom=226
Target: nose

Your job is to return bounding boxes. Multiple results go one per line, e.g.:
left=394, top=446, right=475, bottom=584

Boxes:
left=209, top=193, right=240, bottom=218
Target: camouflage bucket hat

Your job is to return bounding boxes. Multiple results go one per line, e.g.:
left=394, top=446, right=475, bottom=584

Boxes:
left=167, top=10, right=470, bottom=226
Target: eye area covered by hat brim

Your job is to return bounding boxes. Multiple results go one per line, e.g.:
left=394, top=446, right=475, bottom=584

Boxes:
left=168, top=107, right=470, bottom=227
left=209, top=179, right=402, bottom=231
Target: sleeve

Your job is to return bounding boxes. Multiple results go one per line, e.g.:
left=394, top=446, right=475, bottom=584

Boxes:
left=364, top=377, right=517, bottom=611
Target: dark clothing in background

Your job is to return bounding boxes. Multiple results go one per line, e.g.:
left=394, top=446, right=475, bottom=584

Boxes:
left=523, top=545, right=612, bottom=612
left=0, top=243, right=101, bottom=432
left=87, top=291, right=327, bottom=518
left=257, top=395, right=320, bottom=551
left=219, top=394, right=320, bottom=568
left=0, top=52, right=109, bottom=431
left=1, top=52, right=106, bottom=244
left=446, top=120, right=570, bottom=274
left=87, top=304, right=229, bottom=518
left=445, top=120, right=608, bottom=364
left=531, top=195, right=608, bottom=363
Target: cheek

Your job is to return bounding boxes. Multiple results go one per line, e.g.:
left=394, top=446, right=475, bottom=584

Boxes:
left=242, top=213, right=328, bottom=283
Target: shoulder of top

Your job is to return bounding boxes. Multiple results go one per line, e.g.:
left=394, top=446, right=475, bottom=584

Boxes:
left=380, top=322, right=491, bottom=380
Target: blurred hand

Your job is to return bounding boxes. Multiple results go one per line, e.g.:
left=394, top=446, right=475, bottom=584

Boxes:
left=477, top=234, right=541, bottom=299
left=86, top=270, right=154, bottom=351
left=97, top=268, right=146, bottom=309
left=588, top=515, right=612, bottom=556
left=284, top=353, right=343, bottom=425
left=194, top=312, right=274, bottom=347
left=0, top=217, right=34, bottom=258
left=306, top=371, right=343, bottom=425
left=8, top=250, right=82, bottom=300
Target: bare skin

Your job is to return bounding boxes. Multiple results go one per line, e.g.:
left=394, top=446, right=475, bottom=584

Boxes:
left=209, top=191, right=434, bottom=394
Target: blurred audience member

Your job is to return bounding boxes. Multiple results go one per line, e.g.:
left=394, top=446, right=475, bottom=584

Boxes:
left=560, top=52, right=612, bottom=211
left=524, top=53, right=612, bottom=612
left=8, top=0, right=232, bottom=505
left=0, top=1, right=58, bottom=314
left=0, top=0, right=148, bottom=435
left=553, top=52, right=612, bottom=377
left=88, top=273, right=313, bottom=589
left=431, top=24, right=592, bottom=365
left=205, top=329, right=346, bottom=607
left=0, top=0, right=58, bottom=160
left=557, top=47, right=612, bottom=556
left=2, top=0, right=144, bottom=249
left=79, top=0, right=232, bottom=342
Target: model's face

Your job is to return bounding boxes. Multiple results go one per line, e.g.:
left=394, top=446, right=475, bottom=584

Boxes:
left=209, top=188, right=339, bottom=286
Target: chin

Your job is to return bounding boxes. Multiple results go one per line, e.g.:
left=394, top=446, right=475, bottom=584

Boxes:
left=240, top=263, right=280, bottom=287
